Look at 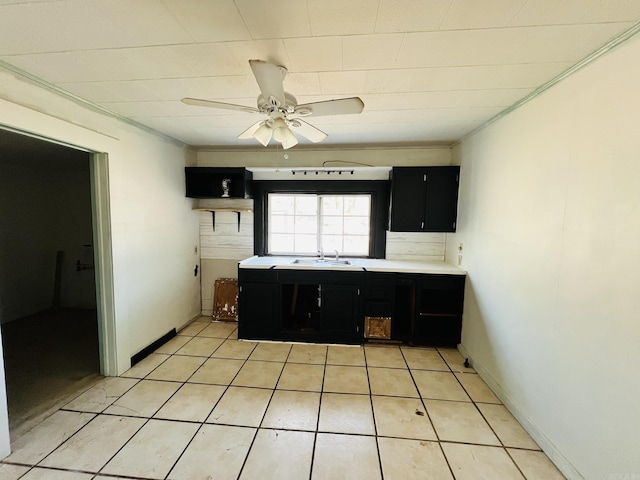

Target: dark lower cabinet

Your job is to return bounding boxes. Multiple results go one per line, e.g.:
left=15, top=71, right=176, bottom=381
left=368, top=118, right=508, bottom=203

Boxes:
left=321, top=284, right=360, bottom=341
left=414, top=275, right=465, bottom=347
left=238, top=266, right=465, bottom=346
left=237, top=282, right=279, bottom=340
left=237, top=269, right=280, bottom=340
left=239, top=269, right=363, bottom=344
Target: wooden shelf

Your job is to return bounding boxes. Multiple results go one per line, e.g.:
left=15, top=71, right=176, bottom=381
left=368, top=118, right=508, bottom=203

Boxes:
left=193, top=207, right=252, bottom=212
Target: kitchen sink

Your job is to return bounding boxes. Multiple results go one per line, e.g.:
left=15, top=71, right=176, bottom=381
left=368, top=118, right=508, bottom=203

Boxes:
left=291, top=258, right=352, bottom=266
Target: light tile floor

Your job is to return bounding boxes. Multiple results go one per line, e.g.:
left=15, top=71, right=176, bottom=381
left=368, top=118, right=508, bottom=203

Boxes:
left=0, top=318, right=566, bottom=480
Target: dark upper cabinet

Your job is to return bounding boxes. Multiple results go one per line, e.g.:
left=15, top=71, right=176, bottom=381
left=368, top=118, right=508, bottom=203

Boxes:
left=185, top=167, right=253, bottom=198
left=389, top=166, right=460, bottom=232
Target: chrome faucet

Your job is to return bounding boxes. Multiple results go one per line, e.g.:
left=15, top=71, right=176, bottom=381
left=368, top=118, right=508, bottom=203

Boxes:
left=318, top=248, right=324, bottom=260
left=334, top=249, right=339, bottom=261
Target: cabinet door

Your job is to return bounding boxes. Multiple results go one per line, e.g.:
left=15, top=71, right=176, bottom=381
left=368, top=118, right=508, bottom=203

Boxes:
left=389, top=168, right=427, bottom=232
left=238, top=283, right=279, bottom=339
left=389, top=166, right=459, bottom=232
left=413, top=275, right=465, bottom=346
left=424, top=167, right=459, bottom=232
left=321, top=284, right=360, bottom=340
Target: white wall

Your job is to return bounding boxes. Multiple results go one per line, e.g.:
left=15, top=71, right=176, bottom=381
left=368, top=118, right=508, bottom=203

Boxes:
left=447, top=34, right=640, bottom=480
left=0, top=67, right=200, bottom=457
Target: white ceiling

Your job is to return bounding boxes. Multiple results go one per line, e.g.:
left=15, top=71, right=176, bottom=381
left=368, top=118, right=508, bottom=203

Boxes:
left=1, top=0, right=639, bottom=148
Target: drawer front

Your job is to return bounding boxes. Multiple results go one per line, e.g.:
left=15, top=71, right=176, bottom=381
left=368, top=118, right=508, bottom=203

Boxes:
left=418, top=274, right=465, bottom=290
left=238, top=268, right=277, bottom=283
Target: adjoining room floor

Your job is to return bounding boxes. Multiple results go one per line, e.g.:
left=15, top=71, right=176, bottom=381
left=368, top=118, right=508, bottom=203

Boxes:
left=0, top=318, right=565, bottom=479
left=1, top=309, right=101, bottom=439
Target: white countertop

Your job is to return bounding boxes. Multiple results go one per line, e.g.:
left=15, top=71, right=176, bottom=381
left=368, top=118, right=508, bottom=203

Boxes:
left=238, top=256, right=466, bottom=275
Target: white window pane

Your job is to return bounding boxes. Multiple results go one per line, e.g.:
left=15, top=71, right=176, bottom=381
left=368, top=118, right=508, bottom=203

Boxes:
left=344, top=217, right=369, bottom=235
left=322, top=216, right=343, bottom=235
left=268, top=193, right=371, bottom=256
left=343, top=236, right=369, bottom=255
left=344, top=196, right=370, bottom=215
left=295, top=195, right=318, bottom=215
left=270, top=215, right=294, bottom=234
left=294, top=235, right=317, bottom=254
left=321, top=235, right=343, bottom=253
left=271, top=234, right=294, bottom=253
left=270, top=195, right=295, bottom=214
left=321, top=196, right=343, bottom=215
left=295, top=215, right=317, bottom=234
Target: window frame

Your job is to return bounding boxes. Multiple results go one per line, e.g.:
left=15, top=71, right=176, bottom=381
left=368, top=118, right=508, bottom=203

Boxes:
left=267, top=192, right=373, bottom=256
left=253, top=180, right=389, bottom=258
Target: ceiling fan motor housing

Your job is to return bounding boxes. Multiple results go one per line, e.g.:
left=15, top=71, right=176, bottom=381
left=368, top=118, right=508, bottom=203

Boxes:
left=257, top=92, right=298, bottom=116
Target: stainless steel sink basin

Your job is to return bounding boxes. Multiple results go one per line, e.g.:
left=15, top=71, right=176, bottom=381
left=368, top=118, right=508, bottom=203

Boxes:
left=291, top=258, right=352, bottom=266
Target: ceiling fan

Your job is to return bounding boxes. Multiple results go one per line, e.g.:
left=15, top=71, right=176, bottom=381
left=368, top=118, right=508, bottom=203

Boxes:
left=182, top=60, right=365, bottom=149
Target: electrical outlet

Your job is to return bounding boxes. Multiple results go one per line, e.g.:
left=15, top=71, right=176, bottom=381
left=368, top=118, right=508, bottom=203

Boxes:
left=458, top=254, right=463, bottom=265
left=194, top=246, right=198, bottom=254
left=458, top=242, right=463, bottom=253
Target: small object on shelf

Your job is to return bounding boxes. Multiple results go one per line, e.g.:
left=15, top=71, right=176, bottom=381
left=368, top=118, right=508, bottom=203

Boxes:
left=221, top=178, right=231, bottom=198
left=213, top=278, right=239, bottom=322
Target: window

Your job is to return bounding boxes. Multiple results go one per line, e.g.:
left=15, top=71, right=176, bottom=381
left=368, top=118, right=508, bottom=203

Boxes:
left=268, top=193, right=371, bottom=256
left=252, top=179, right=389, bottom=258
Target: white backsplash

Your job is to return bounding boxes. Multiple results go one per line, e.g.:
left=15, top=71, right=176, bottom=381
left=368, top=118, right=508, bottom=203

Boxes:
left=199, top=211, right=446, bottom=263
left=385, top=231, right=446, bottom=262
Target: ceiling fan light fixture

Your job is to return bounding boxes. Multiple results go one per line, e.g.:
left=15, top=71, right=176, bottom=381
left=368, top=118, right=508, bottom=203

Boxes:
left=183, top=60, right=365, bottom=149
left=253, top=123, right=273, bottom=146
left=281, top=132, right=298, bottom=150
left=272, top=117, right=291, bottom=142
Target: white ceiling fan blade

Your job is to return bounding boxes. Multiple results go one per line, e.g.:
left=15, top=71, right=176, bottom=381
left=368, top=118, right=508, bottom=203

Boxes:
left=182, top=97, right=259, bottom=113
left=238, top=121, right=265, bottom=139
left=249, top=59, right=287, bottom=107
left=294, top=97, right=364, bottom=117
left=288, top=119, right=328, bottom=143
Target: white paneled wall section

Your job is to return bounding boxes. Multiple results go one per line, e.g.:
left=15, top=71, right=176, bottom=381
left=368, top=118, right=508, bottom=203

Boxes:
left=385, top=232, right=445, bottom=262
left=199, top=211, right=254, bottom=261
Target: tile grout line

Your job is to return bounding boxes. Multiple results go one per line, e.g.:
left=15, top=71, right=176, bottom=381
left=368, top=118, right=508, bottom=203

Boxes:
left=234, top=342, right=293, bottom=480
left=431, top=347, right=464, bottom=479
left=307, top=345, right=329, bottom=480
left=161, top=328, right=245, bottom=480
left=437, top=347, right=532, bottom=478
left=5, top=331, right=556, bottom=479
left=98, top=324, right=238, bottom=479
left=92, top=328, right=231, bottom=479
left=363, top=346, right=385, bottom=480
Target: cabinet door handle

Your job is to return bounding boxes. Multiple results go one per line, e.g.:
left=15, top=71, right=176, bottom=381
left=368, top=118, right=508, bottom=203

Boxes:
left=421, top=221, right=424, bottom=229
left=423, top=174, right=426, bottom=182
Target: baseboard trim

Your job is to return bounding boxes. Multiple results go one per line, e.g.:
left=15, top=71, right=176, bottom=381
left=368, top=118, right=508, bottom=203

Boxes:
left=457, top=343, right=583, bottom=480
left=130, top=329, right=176, bottom=366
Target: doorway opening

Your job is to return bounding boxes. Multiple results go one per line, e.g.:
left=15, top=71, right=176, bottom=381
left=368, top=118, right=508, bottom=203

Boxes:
left=0, top=128, right=107, bottom=438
